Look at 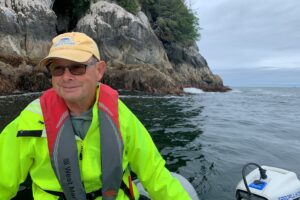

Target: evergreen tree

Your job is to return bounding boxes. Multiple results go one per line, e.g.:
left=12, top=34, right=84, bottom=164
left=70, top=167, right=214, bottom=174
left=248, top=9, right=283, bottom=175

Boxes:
left=140, top=0, right=200, bottom=45
left=115, top=0, right=139, bottom=15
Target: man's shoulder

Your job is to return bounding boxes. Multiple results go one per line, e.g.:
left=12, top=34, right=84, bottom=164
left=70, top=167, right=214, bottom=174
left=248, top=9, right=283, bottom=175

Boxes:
left=23, top=98, right=43, bottom=116
left=117, top=99, right=140, bottom=126
left=17, top=98, right=45, bottom=134
left=118, top=99, right=131, bottom=116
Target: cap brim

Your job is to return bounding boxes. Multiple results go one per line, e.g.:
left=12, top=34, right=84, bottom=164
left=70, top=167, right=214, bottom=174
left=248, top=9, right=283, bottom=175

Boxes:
left=39, top=49, right=93, bottom=68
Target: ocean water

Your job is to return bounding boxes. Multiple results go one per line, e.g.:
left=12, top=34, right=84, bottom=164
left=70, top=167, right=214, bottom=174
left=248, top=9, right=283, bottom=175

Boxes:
left=0, top=87, right=300, bottom=199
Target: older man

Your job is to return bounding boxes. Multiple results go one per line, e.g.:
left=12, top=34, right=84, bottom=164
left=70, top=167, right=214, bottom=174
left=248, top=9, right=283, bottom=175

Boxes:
left=0, top=32, right=191, bottom=200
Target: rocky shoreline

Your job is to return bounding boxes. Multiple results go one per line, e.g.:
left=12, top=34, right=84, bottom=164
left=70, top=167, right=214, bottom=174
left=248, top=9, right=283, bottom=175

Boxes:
left=0, top=0, right=230, bottom=95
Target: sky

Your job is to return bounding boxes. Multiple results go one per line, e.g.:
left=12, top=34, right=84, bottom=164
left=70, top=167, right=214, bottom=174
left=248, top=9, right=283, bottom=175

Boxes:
left=187, top=0, right=300, bottom=87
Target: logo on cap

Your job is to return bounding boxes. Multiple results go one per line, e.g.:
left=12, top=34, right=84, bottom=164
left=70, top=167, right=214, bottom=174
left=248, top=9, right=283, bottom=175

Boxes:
left=54, top=37, right=75, bottom=47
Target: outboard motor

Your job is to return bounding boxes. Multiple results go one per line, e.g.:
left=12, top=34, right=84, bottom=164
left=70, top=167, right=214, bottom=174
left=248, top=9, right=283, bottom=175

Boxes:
left=236, top=163, right=300, bottom=200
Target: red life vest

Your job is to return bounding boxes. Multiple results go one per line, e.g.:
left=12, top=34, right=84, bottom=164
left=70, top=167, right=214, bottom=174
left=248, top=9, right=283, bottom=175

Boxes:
left=40, top=84, right=130, bottom=200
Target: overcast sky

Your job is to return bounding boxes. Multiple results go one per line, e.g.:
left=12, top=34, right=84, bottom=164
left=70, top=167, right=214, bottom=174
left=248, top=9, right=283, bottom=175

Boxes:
left=188, top=0, right=300, bottom=87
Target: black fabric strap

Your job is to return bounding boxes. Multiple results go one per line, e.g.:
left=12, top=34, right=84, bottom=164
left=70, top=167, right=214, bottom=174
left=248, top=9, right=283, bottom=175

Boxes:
left=17, top=130, right=42, bottom=137
left=86, top=189, right=102, bottom=200
left=43, top=181, right=132, bottom=200
left=43, top=189, right=66, bottom=200
left=44, top=189, right=102, bottom=200
left=120, top=181, right=134, bottom=200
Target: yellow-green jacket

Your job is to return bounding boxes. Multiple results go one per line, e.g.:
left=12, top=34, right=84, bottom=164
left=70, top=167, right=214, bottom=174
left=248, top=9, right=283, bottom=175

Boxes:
left=0, top=88, right=191, bottom=200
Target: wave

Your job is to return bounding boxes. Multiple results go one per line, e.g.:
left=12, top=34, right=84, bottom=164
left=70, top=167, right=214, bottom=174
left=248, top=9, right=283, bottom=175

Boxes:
left=119, top=95, right=184, bottom=99
left=0, top=92, right=41, bottom=99
left=183, top=87, right=204, bottom=94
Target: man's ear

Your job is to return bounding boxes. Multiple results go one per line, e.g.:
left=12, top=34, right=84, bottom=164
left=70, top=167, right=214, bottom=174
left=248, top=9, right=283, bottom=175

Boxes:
left=96, top=61, right=106, bottom=81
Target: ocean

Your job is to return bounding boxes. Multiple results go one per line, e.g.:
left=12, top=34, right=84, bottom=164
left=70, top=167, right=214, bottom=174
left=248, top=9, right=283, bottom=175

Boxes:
left=1, top=87, right=300, bottom=199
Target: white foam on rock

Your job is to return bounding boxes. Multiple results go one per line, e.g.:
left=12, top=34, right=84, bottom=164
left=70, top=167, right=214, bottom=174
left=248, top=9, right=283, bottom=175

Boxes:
left=183, top=87, right=204, bottom=94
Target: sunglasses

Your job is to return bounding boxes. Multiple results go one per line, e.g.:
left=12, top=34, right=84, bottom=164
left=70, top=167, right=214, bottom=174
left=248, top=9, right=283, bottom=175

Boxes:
left=46, top=61, right=97, bottom=76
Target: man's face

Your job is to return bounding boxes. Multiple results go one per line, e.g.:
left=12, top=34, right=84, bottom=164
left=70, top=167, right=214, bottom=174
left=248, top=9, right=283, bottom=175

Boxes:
left=50, top=58, right=105, bottom=105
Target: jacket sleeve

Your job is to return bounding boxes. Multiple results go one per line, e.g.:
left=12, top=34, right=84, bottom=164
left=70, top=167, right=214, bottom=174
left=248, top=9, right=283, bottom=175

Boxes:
left=0, top=117, right=34, bottom=200
left=118, top=100, right=191, bottom=200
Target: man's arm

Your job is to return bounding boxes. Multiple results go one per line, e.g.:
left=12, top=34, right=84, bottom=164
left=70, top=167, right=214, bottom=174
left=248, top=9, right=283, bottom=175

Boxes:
left=119, top=101, right=191, bottom=200
left=0, top=117, right=33, bottom=200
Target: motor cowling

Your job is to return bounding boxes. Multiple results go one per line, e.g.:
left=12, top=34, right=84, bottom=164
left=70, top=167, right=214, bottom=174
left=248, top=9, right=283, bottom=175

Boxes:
left=236, top=165, right=300, bottom=200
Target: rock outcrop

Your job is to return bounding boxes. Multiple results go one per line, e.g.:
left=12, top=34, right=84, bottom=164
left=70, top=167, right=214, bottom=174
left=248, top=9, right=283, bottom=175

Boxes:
left=76, top=1, right=180, bottom=93
left=0, top=0, right=56, bottom=93
left=0, top=0, right=230, bottom=95
left=164, top=43, right=229, bottom=92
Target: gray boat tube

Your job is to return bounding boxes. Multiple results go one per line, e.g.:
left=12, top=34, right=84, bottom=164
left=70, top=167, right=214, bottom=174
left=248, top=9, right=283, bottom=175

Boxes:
left=133, top=172, right=199, bottom=200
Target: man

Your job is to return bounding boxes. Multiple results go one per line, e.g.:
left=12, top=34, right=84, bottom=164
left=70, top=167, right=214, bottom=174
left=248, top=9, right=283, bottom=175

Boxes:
left=0, top=32, right=191, bottom=200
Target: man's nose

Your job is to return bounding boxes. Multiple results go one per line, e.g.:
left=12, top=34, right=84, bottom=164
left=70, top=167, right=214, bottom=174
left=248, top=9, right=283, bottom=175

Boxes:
left=61, top=67, right=74, bottom=79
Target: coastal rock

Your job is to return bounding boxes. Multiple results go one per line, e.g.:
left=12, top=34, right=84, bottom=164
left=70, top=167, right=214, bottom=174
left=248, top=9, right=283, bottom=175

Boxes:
left=75, top=1, right=229, bottom=93
left=0, top=0, right=56, bottom=94
left=0, top=0, right=230, bottom=95
left=0, top=74, right=15, bottom=94
left=165, top=43, right=230, bottom=91
left=76, top=1, right=177, bottom=92
left=104, top=61, right=180, bottom=94
left=0, top=0, right=56, bottom=63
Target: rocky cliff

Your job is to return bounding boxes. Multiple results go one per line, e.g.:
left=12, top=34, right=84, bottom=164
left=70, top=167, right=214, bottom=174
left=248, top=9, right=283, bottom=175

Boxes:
left=0, top=0, right=230, bottom=95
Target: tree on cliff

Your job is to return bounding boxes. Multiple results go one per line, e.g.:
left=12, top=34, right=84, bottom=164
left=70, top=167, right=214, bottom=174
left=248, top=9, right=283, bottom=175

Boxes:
left=115, top=0, right=200, bottom=45
left=53, top=0, right=199, bottom=44
left=142, top=0, right=200, bottom=45
left=115, top=0, right=140, bottom=14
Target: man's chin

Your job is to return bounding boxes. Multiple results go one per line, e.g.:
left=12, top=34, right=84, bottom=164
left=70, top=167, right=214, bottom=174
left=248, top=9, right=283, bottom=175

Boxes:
left=58, top=91, right=81, bottom=102
left=62, top=94, right=81, bottom=102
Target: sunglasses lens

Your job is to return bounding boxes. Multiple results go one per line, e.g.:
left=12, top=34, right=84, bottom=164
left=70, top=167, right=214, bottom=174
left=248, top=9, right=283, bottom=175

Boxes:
left=69, top=65, right=86, bottom=75
left=50, top=66, right=65, bottom=76
left=48, top=64, right=87, bottom=76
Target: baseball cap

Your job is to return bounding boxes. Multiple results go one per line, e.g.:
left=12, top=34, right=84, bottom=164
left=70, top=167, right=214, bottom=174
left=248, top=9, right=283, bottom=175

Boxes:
left=40, top=32, right=100, bottom=67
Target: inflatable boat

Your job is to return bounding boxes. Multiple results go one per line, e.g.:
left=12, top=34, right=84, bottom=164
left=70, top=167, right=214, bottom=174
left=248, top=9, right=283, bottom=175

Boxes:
left=134, top=172, right=199, bottom=200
